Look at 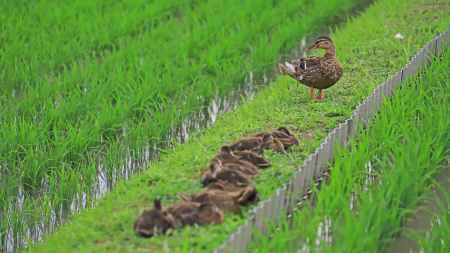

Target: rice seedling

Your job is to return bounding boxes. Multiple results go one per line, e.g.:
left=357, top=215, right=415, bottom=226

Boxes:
left=22, top=0, right=449, bottom=252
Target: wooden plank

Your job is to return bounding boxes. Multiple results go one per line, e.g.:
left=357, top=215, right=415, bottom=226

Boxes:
left=329, top=128, right=338, bottom=159
left=391, top=70, right=403, bottom=90
left=303, top=156, right=314, bottom=189
left=322, top=136, right=331, bottom=164
left=288, top=174, right=298, bottom=211
left=365, top=94, right=375, bottom=120
left=435, top=34, right=443, bottom=56
left=240, top=222, right=251, bottom=253
left=340, top=122, right=349, bottom=147
left=360, top=99, right=369, bottom=126
left=265, top=197, right=274, bottom=225
left=351, top=108, right=361, bottom=135
left=317, top=143, right=326, bottom=175
left=312, top=150, right=321, bottom=179
left=285, top=179, right=295, bottom=214
left=273, top=189, right=283, bottom=224
left=233, top=227, right=244, bottom=253
left=374, top=86, right=382, bottom=111
left=347, top=117, right=356, bottom=141
left=283, top=182, right=293, bottom=211
left=295, top=169, right=306, bottom=201
left=254, top=205, right=264, bottom=233
left=226, top=233, right=237, bottom=253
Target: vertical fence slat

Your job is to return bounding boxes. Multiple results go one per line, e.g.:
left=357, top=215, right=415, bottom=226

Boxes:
left=303, top=157, right=314, bottom=190
left=312, top=150, right=321, bottom=180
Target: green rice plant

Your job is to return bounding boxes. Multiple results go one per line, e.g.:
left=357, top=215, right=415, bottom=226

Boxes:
left=1, top=0, right=372, bottom=249
left=22, top=0, right=450, bottom=252
left=0, top=0, right=192, bottom=94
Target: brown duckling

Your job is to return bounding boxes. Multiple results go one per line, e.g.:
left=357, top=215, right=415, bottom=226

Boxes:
left=232, top=149, right=271, bottom=168
left=134, top=199, right=223, bottom=238
left=184, top=182, right=258, bottom=213
left=279, top=36, right=343, bottom=100
left=134, top=199, right=176, bottom=237
left=229, top=133, right=273, bottom=154
left=166, top=200, right=224, bottom=227
left=201, top=161, right=252, bottom=187
left=212, top=146, right=259, bottom=172
left=271, top=127, right=299, bottom=150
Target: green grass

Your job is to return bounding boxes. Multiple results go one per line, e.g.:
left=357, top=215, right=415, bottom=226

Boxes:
left=249, top=47, right=450, bottom=253
left=25, top=0, right=449, bottom=252
left=0, top=0, right=366, bottom=246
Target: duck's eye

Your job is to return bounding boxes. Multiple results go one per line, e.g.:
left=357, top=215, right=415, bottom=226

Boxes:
left=299, top=62, right=306, bottom=70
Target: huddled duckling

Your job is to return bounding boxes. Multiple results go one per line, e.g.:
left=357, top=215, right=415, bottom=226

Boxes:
left=182, top=181, right=258, bottom=213
left=134, top=199, right=223, bottom=238
left=201, top=160, right=253, bottom=187
left=232, top=149, right=271, bottom=168
left=229, top=133, right=273, bottom=154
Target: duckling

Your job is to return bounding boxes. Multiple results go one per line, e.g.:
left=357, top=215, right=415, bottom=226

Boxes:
left=184, top=182, right=258, bottom=213
left=166, top=200, right=224, bottom=226
left=229, top=133, right=273, bottom=154
left=252, top=132, right=286, bottom=153
left=271, top=127, right=299, bottom=150
left=206, top=180, right=259, bottom=204
left=212, top=146, right=259, bottom=172
left=279, top=36, right=343, bottom=100
left=134, top=199, right=176, bottom=237
left=134, top=199, right=224, bottom=238
left=201, top=161, right=252, bottom=187
left=232, top=149, right=271, bottom=168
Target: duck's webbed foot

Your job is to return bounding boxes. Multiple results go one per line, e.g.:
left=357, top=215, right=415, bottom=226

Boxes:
left=315, top=90, right=325, bottom=101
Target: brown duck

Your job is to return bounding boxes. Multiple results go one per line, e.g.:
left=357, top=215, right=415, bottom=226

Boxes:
left=278, top=36, right=343, bottom=100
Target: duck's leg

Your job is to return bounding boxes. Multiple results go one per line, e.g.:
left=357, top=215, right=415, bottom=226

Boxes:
left=316, top=89, right=325, bottom=100
left=309, top=87, right=315, bottom=99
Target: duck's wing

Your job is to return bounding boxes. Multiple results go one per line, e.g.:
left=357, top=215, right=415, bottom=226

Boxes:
left=294, top=56, right=321, bottom=72
left=279, top=56, right=321, bottom=80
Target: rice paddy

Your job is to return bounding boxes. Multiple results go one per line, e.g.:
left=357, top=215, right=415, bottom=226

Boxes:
left=1, top=0, right=366, bottom=251
left=16, top=0, right=449, bottom=252
left=1, top=0, right=449, bottom=252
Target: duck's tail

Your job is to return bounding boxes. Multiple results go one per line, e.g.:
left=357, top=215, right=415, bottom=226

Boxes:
left=278, top=62, right=298, bottom=80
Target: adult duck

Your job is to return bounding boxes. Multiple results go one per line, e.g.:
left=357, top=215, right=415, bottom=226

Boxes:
left=279, top=36, right=343, bottom=100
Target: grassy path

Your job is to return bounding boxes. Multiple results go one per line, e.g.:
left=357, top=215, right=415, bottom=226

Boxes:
left=28, top=0, right=449, bottom=252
